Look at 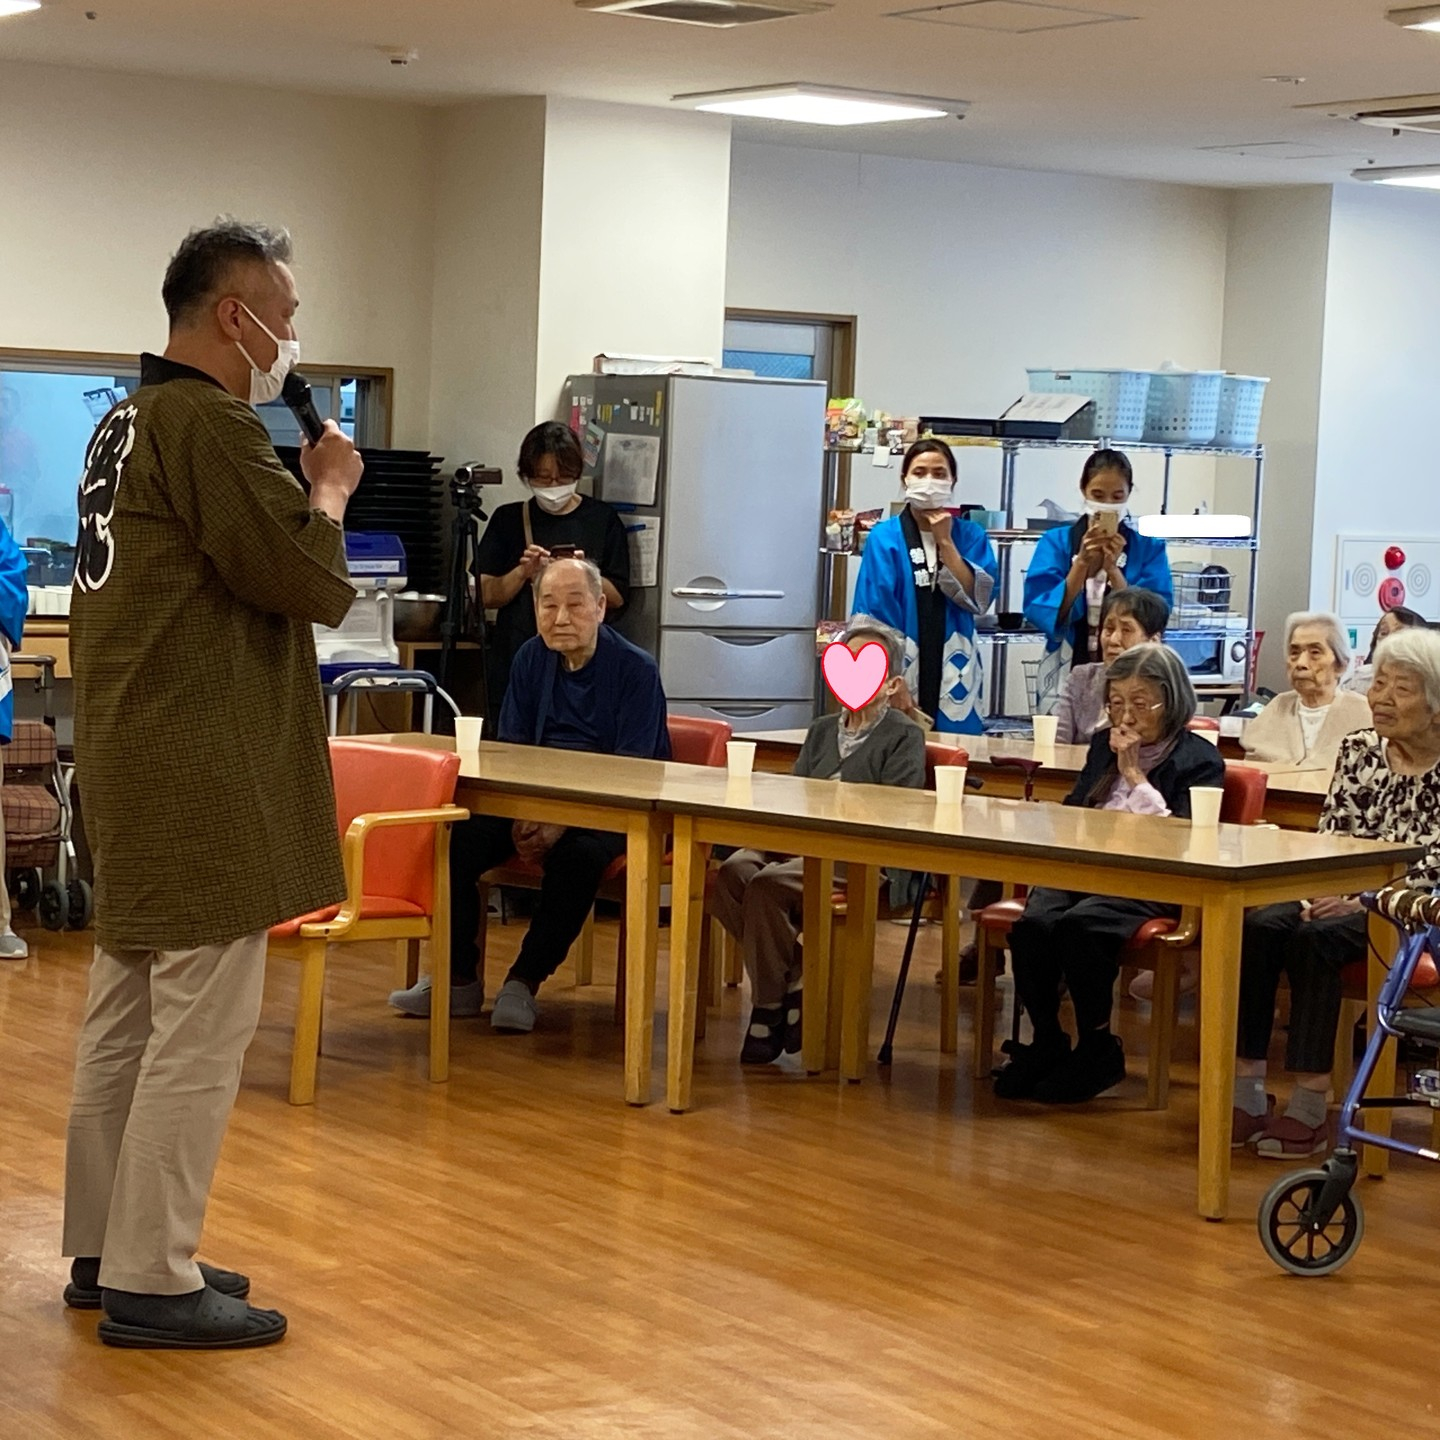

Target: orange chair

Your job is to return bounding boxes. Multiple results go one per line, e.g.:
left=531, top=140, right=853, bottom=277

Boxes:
left=972, top=761, right=1268, bottom=1109
left=477, top=715, right=731, bottom=997
left=1187, top=716, right=1221, bottom=733
left=269, top=740, right=467, bottom=1106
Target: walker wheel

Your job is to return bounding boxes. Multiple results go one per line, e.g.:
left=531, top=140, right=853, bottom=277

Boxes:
left=38, top=881, right=66, bottom=931
left=8, top=867, right=41, bottom=911
left=1258, top=1168, right=1364, bottom=1276
left=66, top=879, right=94, bottom=931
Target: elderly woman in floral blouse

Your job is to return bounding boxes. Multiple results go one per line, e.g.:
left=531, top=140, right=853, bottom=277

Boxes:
left=1234, top=626, right=1440, bottom=1158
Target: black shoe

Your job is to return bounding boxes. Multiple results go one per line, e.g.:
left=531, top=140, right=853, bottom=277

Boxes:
left=956, top=943, right=1005, bottom=987
left=740, top=1006, right=785, bottom=1065
left=992, top=1034, right=1071, bottom=1099
left=1033, top=1033, right=1127, bottom=1104
left=782, top=990, right=803, bottom=1055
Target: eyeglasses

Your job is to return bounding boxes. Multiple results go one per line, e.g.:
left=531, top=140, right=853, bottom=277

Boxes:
left=1105, top=698, right=1165, bottom=718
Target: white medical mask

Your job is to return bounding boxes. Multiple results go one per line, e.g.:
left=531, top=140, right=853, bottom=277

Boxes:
left=904, top=479, right=954, bottom=511
left=1084, top=499, right=1128, bottom=521
left=530, top=481, right=578, bottom=514
left=235, top=303, right=300, bottom=407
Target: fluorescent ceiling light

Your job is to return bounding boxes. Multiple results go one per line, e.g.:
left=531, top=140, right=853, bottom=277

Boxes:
left=1387, top=5, right=1440, bottom=32
left=0, top=0, right=42, bottom=15
left=675, top=83, right=965, bottom=126
left=1353, top=163, right=1440, bottom=189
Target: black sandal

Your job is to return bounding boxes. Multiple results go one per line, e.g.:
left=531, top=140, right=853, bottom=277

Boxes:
left=65, top=1260, right=250, bottom=1311
left=97, top=1286, right=286, bottom=1350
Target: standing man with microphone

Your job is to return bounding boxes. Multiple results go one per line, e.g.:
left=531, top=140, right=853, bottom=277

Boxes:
left=61, top=219, right=362, bottom=1349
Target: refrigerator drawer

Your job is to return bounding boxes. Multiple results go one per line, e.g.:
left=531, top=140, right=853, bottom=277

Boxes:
left=667, top=699, right=816, bottom=733
left=660, top=628, right=815, bottom=702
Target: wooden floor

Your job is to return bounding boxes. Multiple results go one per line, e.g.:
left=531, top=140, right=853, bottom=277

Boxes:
left=2, top=914, right=1437, bottom=1440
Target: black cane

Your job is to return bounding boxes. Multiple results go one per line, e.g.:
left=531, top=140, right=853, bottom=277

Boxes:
left=877, top=871, right=932, bottom=1067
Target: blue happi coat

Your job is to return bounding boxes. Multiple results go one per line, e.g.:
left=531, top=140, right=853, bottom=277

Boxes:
left=851, top=513, right=998, bottom=736
left=0, top=520, right=27, bottom=743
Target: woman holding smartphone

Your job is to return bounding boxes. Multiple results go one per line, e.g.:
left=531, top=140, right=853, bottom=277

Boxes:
left=475, top=422, right=631, bottom=710
left=1023, top=449, right=1172, bottom=713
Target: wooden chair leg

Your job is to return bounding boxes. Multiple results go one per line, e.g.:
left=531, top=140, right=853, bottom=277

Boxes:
left=939, top=875, right=961, bottom=1056
left=1147, top=947, right=1181, bottom=1111
left=825, top=920, right=845, bottom=1072
left=289, top=937, right=327, bottom=1106
left=722, top=926, right=742, bottom=988
left=397, top=937, right=421, bottom=990
left=613, top=905, right=629, bottom=1025
left=572, top=910, right=596, bottom=987
left=696, top=918, right=713, bottom=1041
left=973, top=928, right=1000, bottom=1080
left=475, top=882, right=490, bottom=998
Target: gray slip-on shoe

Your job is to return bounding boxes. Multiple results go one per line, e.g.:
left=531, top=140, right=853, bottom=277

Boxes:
left=0, top=931, right=29, bottom=960
left=490, top=979, right=538, bottom=1034
left=66, top=1259, right=249, bottom=1310
left=388, top=975, right=484, bottom=1019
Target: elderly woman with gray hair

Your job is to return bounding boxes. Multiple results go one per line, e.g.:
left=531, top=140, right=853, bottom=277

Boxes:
left=994, top=644, right=1225, bottom=1105
left=1241, top=611, right=1370, bottom=768
left=709, top=616, right=926, bottom=1065
left=1234, top=627, right=1440, bottom=1158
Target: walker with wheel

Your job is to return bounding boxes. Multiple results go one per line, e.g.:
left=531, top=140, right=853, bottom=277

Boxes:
left=1257, top=883, right=1440, bottom=1275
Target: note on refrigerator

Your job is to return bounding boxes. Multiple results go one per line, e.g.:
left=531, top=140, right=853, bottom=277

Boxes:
left=627, top=517, right=661, bottom=588
left=601, top=432, right=660, bottom=506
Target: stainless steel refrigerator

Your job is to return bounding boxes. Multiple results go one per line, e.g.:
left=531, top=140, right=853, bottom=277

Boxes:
left=563, top=373, right=827, bottom=731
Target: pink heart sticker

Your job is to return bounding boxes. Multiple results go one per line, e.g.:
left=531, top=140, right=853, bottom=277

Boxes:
left=822, top=641, right=887, bottom=712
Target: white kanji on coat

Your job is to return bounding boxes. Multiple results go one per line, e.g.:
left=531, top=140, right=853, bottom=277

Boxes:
left=75, top=403, right=137, bottom=594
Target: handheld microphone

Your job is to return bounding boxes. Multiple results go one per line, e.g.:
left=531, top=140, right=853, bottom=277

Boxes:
left=281, top=370, right=326, bottom=445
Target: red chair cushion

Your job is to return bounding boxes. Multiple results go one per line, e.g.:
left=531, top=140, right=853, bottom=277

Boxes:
left=667, top=715, right=731, bottom=767
left=270, top=895, right=427, bottom=938
left=1124, top=917, right=1179, bottom=951
left=978, top=899, right=1027, bottom=934
left=1342, top=951, right=1440, bottom=993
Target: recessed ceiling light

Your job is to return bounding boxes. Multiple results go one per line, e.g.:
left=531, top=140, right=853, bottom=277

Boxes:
left=1352, top=163, right=1440, bottom=188
left=1387, top=5, right=1440, bottom=32
left=1261, top=75, right=1306, bottom=85
left=0, top=0, right=42, bottom=16
left=674, top=83, right=966, bottom=126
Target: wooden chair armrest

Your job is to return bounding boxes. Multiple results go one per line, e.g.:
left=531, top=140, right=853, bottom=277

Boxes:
left=1158, top=904, right=1201, bottom=949
left=300, top=805, right=469, bottom=939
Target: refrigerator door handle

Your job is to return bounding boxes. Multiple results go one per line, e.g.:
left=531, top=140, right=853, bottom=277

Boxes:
left=702, top=632, right=789, bottom=646
left=672, top=586, right=785, bottom=599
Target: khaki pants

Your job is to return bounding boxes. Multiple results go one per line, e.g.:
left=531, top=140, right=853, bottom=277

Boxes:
left=709, top=850, right=806, bottom=1009
left=62, top=930, right=268, bottom=1294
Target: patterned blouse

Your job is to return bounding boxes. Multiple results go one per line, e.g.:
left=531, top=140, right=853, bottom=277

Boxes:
left=1322, top=730, right=1440, bottom=891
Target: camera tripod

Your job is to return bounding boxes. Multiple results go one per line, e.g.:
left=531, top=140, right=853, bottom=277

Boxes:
left=437, top=471, right=491, bottom=725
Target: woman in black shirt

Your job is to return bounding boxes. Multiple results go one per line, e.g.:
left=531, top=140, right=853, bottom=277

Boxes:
left=476, top=422, right=631, bottom=709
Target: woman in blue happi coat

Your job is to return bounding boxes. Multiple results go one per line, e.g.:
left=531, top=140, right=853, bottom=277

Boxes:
left=851, top=439, right=998, bottom=736
left=1023, top=449, right=1172, bottom=713
left=0, top=514, right=30, bottom=958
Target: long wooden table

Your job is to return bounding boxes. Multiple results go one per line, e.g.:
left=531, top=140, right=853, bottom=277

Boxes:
left=452, top=743, right=671, bottom=1106
left=741, top=729, right=1330, bottom=829
left=657, top=768, right=1418, bottom=1220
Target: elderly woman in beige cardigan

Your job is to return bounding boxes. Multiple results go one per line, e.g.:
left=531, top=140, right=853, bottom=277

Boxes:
left=1242, top=611, right=1371, bottom=768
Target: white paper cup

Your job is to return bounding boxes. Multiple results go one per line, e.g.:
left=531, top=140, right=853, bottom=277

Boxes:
left=1219, top=715, right=1245, bottom=739
left=1031, top=714, right=1059, bottom=747
left=454, top=716, right=484, bottom=751
left=935, top=765, right=968, bottom=806
left=1189, top=786, right=1223, bottom=828
left=726, top=740, right=757, bottom=778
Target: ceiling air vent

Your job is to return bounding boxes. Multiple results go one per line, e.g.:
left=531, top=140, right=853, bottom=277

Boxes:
left=1300, top=93, right=1440, bottom=135
left=576, top=0, right=831, bottom=26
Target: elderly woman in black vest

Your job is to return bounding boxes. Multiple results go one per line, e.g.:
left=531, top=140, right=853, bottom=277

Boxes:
left=994, top=644, right=1225, bottom=1105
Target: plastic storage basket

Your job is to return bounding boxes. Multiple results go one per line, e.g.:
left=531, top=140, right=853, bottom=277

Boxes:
left=1213, top=374, right=1268, bottom=449
left=1143, top=370, right=1223, bottom=445
left=1025, top=368, right=1150, bottom=442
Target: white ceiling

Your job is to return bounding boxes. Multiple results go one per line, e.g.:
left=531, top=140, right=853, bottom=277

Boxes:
left=8, top=0, right=1440, bottom=185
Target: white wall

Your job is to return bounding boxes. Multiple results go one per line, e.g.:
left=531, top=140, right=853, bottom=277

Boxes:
left=536, top=100, right=731, bottom=419
left=428, top=98, right=546, bottom=506
left=1312, top=183, right=1440, bottom=614
left=1220, top=187, right=1332, bottom=688
left=0, top=61, right=438, bottom=446
left=727, top=141, right=1230, bottom=527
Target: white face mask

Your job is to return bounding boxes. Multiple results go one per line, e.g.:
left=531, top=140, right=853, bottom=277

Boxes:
left=1084, top=498, right=1128, bottom=521
left=236, top=303, right=300, bottom=407
left=530, top=481, right=578, bottom=514
left=904, top=479, right=954, bottom=511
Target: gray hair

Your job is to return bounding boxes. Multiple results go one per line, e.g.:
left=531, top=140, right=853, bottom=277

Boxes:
left=162, top=217, right=294, bottom=327
left=1106, top=642, right=1197, bottom=738
left=1374, top=626, right=1440, bottom=711
left=844, top=614, right=906, bottom=680
left=534, top=555, right=603, bottom=602
left=1284, top=610, right=1351, bottom=673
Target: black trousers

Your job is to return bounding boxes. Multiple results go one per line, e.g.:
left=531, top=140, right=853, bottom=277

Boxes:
left=1237, top=902, right=1366, bottom=1074
left=1009, top=887, right=1176, bottom=1038
left=450, top=815, right=626, bottom=990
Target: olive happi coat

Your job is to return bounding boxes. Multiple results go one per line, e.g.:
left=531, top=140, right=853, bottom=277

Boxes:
left=72, top=355, right=355, bottom=951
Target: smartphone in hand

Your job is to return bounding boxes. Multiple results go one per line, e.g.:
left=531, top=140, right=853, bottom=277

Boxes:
left=549, top=544, right=579, bottom=559
left=1091, top=508, right=1120, bottom=537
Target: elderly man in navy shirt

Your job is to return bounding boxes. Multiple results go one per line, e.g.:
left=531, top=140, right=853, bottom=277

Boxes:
left=390, top=557, right=669, bottom=1033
